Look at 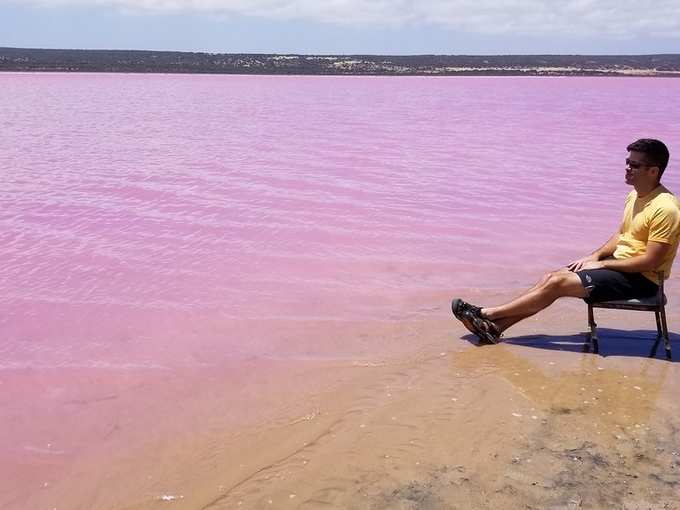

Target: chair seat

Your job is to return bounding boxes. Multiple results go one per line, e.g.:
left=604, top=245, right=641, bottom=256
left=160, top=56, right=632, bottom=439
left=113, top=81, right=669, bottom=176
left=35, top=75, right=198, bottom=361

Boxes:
left=591, top=294, right=666, bottom=309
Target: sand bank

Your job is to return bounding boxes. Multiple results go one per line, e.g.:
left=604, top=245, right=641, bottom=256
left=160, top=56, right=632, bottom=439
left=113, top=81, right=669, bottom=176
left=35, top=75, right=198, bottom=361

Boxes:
left=5, top=292, right=680, bottom=510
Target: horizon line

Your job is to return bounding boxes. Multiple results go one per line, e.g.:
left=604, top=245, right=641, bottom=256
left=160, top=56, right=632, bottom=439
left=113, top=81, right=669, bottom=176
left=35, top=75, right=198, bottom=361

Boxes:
left=2, top=46, right=680, bottom=58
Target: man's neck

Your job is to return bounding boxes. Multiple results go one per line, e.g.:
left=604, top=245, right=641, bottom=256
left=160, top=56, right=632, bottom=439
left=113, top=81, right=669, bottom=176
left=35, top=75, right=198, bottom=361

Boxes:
left=635, top=181, right=660, bottom=198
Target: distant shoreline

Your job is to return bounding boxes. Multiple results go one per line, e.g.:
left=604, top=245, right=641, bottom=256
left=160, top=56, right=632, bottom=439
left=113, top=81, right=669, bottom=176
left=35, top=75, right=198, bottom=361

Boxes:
left=2, top=47, right=680, bottom=77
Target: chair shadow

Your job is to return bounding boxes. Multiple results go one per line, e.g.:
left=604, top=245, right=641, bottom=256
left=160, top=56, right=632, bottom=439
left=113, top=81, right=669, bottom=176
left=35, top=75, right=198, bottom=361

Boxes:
left=462, top=328, right=679, bottom=362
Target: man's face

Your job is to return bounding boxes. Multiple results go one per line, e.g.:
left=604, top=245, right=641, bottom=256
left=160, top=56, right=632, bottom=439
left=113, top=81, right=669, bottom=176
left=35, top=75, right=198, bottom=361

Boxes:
left=625, top=150, right=658, bottom=186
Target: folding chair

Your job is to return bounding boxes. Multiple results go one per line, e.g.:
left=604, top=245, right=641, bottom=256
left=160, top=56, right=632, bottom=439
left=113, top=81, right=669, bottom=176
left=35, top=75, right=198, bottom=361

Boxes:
left=586, top=271, right=671, bottom=359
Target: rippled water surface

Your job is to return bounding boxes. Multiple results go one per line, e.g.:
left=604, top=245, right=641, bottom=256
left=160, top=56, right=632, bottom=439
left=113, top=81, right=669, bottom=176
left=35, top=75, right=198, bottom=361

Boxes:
left=2, top=74, right=680, bottom=368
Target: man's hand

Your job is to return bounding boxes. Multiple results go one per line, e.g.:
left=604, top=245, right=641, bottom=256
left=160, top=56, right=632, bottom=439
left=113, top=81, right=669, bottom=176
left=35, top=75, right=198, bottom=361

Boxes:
left=567, top=229, right=621, bottom=272
left=567, top=255, right=599, bottom=272
left=579, top=260, right=605, bottom=271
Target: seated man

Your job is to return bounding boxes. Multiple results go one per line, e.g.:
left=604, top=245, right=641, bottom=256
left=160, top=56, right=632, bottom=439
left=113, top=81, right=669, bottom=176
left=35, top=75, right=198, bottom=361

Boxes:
left=452, top=138, right=680, bottom=343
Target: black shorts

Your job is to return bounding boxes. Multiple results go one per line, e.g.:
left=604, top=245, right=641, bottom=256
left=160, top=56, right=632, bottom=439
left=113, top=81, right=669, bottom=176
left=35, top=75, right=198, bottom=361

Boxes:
left=576, top=268, right=658, bottom=303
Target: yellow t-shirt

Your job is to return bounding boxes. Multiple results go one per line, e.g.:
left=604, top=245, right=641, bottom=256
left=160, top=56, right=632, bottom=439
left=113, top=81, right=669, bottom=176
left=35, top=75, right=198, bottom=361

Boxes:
left=613, top=185, right=680, bottom=284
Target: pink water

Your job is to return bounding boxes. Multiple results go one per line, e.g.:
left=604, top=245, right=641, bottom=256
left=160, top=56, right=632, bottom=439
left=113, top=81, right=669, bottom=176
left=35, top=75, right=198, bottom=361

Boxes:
left=2, top=74, right=680, bottom=505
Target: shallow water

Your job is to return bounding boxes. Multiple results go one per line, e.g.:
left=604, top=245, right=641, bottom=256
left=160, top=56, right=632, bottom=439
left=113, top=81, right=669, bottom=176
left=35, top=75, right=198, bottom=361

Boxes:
left=2, top=74, right=680, bottom=509
left=3, top=74, right=680, bottom=368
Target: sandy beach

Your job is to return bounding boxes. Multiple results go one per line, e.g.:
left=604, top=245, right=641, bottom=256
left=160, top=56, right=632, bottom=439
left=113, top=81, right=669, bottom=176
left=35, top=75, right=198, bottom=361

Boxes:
left=6, top=291, right=680, bottom=510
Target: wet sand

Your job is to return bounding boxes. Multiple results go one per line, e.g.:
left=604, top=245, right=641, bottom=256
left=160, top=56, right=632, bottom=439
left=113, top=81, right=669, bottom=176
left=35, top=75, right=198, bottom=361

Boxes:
left=5, top=293, right=680, bottom=510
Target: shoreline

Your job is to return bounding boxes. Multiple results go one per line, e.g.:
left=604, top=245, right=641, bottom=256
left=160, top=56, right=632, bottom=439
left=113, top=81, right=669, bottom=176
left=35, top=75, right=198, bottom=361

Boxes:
left=2, top=48, right=679, bottom=77
left=2, top=70, right=679, bottom=78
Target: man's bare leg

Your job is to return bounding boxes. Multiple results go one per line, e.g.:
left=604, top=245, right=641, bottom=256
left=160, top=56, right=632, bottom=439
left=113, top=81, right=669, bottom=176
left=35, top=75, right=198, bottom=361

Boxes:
left=491, top=314, right=533, bottom=334
left=477, top=268, right=571, bottom=333
left=482, top=270, right=587, bottom=333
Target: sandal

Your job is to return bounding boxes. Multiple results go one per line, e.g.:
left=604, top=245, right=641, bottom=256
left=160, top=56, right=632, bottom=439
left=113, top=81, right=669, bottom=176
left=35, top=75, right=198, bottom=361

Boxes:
left=451, top=298, right=482, bottom=335
left=466, top=311, right=502, bottom=344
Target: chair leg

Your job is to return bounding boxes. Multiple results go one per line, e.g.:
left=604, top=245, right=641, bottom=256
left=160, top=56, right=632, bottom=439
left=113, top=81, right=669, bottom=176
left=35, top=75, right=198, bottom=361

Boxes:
left=649, top=337, right=661, bottom=358
left=660, top=306, right=671, bottom=360
left=586, top=304, right=598, bottom=353
left=650, top=311, right=664, bottom=358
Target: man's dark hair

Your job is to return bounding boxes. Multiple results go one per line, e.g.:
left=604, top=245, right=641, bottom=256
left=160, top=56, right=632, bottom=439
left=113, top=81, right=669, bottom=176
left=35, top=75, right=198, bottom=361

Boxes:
left=627, top=138, right=670, bottom=179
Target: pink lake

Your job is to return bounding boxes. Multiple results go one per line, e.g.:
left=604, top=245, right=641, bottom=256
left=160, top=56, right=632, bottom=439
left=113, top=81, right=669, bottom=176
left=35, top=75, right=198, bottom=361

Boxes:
left=2, top=74, right=680, bottom=507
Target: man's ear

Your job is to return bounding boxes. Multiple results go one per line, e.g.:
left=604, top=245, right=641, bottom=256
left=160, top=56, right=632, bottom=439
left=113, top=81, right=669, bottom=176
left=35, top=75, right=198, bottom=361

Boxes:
left=649, top=166, right=660, bottom=181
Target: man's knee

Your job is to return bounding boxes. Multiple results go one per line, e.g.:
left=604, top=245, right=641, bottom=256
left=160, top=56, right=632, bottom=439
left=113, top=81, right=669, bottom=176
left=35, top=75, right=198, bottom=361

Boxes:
left=544, top=271, right=586, bottom=297
left=540, top=270, right=564, bottom=286
left=539, top=271, right=566, bottom=290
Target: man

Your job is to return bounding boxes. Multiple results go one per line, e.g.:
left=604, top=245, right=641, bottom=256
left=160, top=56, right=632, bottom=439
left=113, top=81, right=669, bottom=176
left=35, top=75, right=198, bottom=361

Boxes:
left=452, top=139, right=680, bottom=344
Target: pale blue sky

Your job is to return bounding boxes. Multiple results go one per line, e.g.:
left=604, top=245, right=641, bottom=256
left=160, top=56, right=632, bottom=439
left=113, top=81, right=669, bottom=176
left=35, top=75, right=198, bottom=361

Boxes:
left=1, top=1, right=679, bottom=54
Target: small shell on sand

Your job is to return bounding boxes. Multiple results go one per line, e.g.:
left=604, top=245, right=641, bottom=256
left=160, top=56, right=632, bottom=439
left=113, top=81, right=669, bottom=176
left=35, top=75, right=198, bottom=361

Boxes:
left=158, top=495, right=183, bottom=501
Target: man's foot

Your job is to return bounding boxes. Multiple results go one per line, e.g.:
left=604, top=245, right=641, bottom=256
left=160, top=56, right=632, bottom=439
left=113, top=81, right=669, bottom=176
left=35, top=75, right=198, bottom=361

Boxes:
left=451, top=298, right=482, bottom=335
left=464, top=310, right=503, bottom=344
left=451, top=298, right=482, bottom=319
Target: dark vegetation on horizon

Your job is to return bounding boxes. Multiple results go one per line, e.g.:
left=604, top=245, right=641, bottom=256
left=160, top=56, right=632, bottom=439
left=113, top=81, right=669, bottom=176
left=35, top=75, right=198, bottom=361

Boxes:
left=1, top=47, right=680, bottom=76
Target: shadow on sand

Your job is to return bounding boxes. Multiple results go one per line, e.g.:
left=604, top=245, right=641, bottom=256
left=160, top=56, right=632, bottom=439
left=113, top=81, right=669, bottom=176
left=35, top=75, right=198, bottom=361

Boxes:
left=463, top=328, right=679, bottom=361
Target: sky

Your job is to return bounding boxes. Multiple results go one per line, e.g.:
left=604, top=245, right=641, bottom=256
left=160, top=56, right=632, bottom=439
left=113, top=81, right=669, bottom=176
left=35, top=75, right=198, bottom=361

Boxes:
left=1, top=0, right=680, bottom=55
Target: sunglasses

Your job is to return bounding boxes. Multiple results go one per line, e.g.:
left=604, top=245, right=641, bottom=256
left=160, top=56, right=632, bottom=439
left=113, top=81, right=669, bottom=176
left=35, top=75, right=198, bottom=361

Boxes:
left=625, top=158, right=650, bottom=170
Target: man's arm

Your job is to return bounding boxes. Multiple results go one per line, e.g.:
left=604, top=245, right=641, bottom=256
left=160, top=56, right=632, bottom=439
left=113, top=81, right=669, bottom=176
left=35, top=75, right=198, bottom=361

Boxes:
left=581, top=202, right=679, bottom=274
left=590, top=241, right=671, bottom=273
left=566, top=228, right=621, bottom=272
